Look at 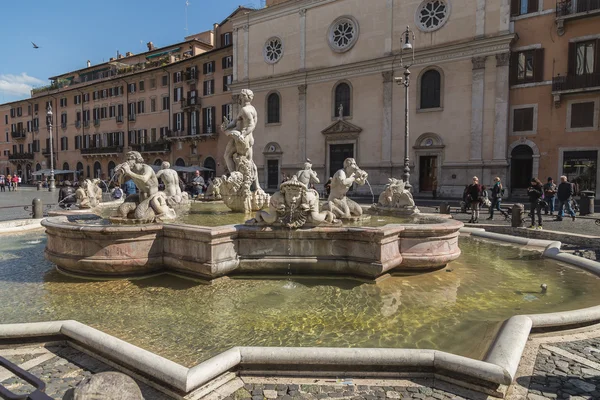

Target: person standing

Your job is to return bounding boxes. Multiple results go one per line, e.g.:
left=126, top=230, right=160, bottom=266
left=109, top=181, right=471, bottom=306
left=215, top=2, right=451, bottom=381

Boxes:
left=467, top=176, right=482, bottom=223
left=192, top=170, right=205, bottom=197
left=555, top=175, right=576, bottom=222
left=487, top=177, right=507, bottom=220
left=6, top=174, right=12, bottom=192
left=122, top=178, right=137, bottom=197
left=0, top=175, right=5, bottom=192
left=527, top=178, right=544, bottom=229
left=543, top=177, right=557, bottom=215
left=11, top=175, right=18, bottom=191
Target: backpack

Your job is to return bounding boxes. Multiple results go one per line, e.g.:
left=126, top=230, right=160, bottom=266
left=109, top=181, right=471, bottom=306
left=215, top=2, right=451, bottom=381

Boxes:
left=113, top=187, right=123, bottom=199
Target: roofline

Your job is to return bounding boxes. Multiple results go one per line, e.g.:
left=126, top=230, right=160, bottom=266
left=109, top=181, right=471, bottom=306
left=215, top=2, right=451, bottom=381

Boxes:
left=218, top=6, right=255, bottom=26
left=0, top=44, right=233, bottom=107
left=48, top=38, right=213, bottom=80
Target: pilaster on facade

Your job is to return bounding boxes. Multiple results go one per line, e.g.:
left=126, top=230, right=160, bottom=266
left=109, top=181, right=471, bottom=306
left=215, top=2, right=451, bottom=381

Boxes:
left=233, top=28, right=239, bottom=82
left=298, top=84, right=307, bottom=163
left=493, top=52, right=510, bottom=163
left=381, top=71, right=393, bottom=166
left=299, top=9, right=307, bottom=70
left=243, top=25, right=249, bottom=81
left=475, top=0, right=486, bottom=38
left=470, top=56, right=486, bottom=161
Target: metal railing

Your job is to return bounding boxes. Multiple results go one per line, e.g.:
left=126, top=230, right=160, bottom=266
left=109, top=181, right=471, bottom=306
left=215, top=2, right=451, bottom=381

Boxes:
left=8, top=152, right=34, bottom=160
left=80, top=145, right=123, bottom=154
left=0, top=356, right=53, bottom=399
left=128, top=114, right=136, bottom=122
left=116, top=115, right=124, bottom=123
left=11, top=130, right=26, bottom=139
left=553, top=71, right=600, bottom=91
left=94, top=119, right=100, bottom=126
left=557, top=0, right=600, bottom=16
left=130, top=142, right=170, bottom=152
left=75, top=120, right=81, bottom=128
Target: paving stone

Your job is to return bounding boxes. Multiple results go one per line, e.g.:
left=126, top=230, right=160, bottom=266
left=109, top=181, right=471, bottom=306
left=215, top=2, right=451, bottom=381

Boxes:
left=264, top=390, right=278, bottom=399
left=385, top=391, right=401, bottom=398
left=568, top=378, right=596, bottom=392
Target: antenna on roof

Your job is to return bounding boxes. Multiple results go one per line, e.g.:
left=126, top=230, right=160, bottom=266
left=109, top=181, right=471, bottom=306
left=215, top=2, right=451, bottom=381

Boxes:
left=185, top=0, right=191, bottom=34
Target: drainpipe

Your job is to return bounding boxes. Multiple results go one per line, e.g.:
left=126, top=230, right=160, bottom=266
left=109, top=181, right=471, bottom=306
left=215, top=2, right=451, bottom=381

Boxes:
left=119, top=78, right=130, bottom=148
left=161, top=67, right=173, bottom=164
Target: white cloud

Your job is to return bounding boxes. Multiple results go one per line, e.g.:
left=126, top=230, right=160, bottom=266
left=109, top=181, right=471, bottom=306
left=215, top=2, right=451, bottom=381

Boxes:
left=0, top=73, right=46, bottom=97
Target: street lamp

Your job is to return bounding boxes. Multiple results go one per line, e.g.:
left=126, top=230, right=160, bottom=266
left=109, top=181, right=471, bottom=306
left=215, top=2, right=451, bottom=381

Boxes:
left=395, top=26, right=415, bottom=189
left=46, top=104, right=56, bottom=191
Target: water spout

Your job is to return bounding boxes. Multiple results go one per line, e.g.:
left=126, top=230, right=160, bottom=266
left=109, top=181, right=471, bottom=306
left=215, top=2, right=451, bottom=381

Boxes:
left=365, top=179, right=375, bottom=204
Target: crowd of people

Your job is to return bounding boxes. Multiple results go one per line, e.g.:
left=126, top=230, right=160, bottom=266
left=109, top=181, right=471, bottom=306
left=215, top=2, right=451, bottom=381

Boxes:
left=463, top=175, right=580, bottom=229
left=0, top=175, right=22, bottom=192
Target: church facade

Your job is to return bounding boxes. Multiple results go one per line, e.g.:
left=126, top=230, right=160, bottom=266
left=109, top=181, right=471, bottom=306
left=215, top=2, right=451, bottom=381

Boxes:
left=230, top=0, right=515, bottom=196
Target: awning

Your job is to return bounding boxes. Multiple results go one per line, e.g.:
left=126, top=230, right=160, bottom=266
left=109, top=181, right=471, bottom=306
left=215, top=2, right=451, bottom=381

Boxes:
left=32, top=169, right=78, bottom=176
left=171, top=165, right=213, bottom=173
left=146, top=47, right=180, bottom=60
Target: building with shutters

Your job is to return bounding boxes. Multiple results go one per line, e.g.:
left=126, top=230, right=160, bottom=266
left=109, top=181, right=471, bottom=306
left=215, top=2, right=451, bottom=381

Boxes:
left=230, top=0, right=516, bottom=196
left=508, top=0, right=600, bottom=196
left=0, top=7, right=249, bottom=184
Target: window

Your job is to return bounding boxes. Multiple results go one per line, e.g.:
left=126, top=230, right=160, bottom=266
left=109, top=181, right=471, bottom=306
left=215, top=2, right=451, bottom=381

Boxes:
left=61, top=113, right=67, bottom=125
left=513, top=107, right=534, bottom=132
left=173, top=71, right=182, bottom=83
left=190, top=111, right=198, bottom=135
left=162, top=75, right=168, bottom=86
left=139, top=80, right=145, bottom=91
left=420, top=70, right=441, bottom=109
left=328, top=16, right=359, bottom=53
left=562, top=150, right=598, bottom=193
left=222, top=32, right=232, bottom=47
left=102, top=89, right=107, bottom=99
left=223, top=75, right=233, bottom=92
left=570, top=102, right=595, bottom=129
left=162, top=96, right=170, bottom=110
left=160, top=127, right=168, bottom=139
left=93, top=91, right=98, bottom=100
left=267, top=93, right=281, bottom=124
left=333, top=82, right=351, bottom=117
left=60, top=98, right=67, bottom=107
left=187, top=66, right=197, bottom=80
left=60, top=137, right=68, bottom=151
left=137, top=100, right=145, bottom=114
left=151, top=98, right=156, bottom=112
left=222, top=56, right=233, bottom=69
left=33, top=140, right=40, bottom=152
left=109, top=105, right=115, bottom=118
left=203, top=80, right=214, bottom=96
left=222, top=103, right=233, bottom=123
left=150, top=78, right=156, bottom=89
left=75, top=136, right=81, bottom=150
left=4, top=115, right=7, bottom=124
left=16, top=107, right=22, bottom=117
left=74, top=94, right=81, bottom=105
left=264, top=37, right=283, bottom=64
left=83, top=93, right=89, bottom=103
left=10, top=109, right=15, bottom=118
left=416, top=0, right=450, bottom=31
left=27, top=121, right=32, bottom=132
left=575, top=41, right=597, bottom=75
left=128, top=102, right=136, bottom=117
left=118, top=104, right=124, bottom=117
left=128, top=83, right=136, bottom=93
left=510, top=49, right=544, bottom=85
left=203, top=107, right=215, bottom=133
left=203, top=61, right=216, bottom=74
left=174, top=87, right=183, bottom=102
left=100, top=107, right=107, bottom=119
left=510, top=0, right=538, bottom=16
left=174, top=112, right=183, bottom=131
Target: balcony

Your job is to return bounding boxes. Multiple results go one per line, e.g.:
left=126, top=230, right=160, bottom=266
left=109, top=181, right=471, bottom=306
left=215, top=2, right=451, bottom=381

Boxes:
left=33, top=126, right=39, bottom=133
left=130, top=142, right=171, bottom=153
left=552, top=72, right=600, bottom=105
left=75, top=121, right=81, bottom=129
left=556, top=0, right=600, bottom=34
left=185, top=71, right=197, bottom=82
left=61, top=123, right=67, bottom=129
left=42, top=148, right=57, bottom=156
left=166, top=128, right=217, bottom=142
left=116, top=115, right=124, bottom=123
left=128, top=114, right=136, bottom=122
left=11, top=130, right=26, bottom=140
left=8, top=152, right=34, bottom=161
left=181, top=97, right=200, bottom=110
left=84, top=121, right=90, bottom=128
left=94, top=119, right=100, bottom=127
left=80, top=146, right=124, bottom=157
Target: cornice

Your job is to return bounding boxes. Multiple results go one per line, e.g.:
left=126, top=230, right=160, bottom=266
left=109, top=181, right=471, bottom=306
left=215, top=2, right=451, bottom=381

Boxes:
left=230, top=34, right=515, bottom=93
left=231, top=0, right=335, bottom=28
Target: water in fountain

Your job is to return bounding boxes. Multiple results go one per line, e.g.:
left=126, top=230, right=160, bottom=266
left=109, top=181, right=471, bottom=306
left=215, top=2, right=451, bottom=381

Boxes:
left=283, top=228, right=296, bottom=289
left=365, top=179, right=375, bottom=204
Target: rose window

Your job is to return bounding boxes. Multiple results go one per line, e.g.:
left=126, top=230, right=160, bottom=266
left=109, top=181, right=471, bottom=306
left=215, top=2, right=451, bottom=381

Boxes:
left=264, top=37, right=283, bottom=64
left=416, top=0, right=450, bottom=32
left=328, top=16, right=359, bottom=53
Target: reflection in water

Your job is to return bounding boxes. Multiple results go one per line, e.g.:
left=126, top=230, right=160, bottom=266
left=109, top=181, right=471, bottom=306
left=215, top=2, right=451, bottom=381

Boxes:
left=0, top=232, right=599, bottom=367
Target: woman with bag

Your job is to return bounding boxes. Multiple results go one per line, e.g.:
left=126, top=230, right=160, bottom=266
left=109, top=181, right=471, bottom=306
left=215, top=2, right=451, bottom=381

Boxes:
left=467, top=176, right=482, bottom=223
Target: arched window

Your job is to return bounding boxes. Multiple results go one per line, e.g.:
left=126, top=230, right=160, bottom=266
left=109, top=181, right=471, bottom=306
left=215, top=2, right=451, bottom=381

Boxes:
left=334, top=82, right=351, bottom=117
left=420, top=69, right=441, bottom=109
left=93, top=162, right=102, bottom=179
left=175, top=158, right=186, bottom=167
left=154, top=159, right=163, bottom=166
left=36, top=163, right=42, bottom=171
left=63, top=162, right=69, bottom=171
left=267, top=93, right=280, bottom=124
left=204, top=157, right=216, bottom=172
left=108, top=161, right=116, bottom=178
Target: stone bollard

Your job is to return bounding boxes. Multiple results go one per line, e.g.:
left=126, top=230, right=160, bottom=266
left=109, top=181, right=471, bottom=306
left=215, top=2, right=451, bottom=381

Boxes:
left=439, top=202, right=450, bottom=214
left=37, top=181, right=42, bottom=191
left=32, top=198, right=43, bottom=219
left=74, top=372, right=142, bottom=400
left=511, top=203, right=524, bottom=228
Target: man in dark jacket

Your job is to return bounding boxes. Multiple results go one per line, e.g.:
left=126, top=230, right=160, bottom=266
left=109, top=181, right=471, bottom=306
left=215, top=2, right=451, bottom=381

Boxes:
left=555, top=175, right=576, bottom=221
left=58, top=180, right=77, bottom=209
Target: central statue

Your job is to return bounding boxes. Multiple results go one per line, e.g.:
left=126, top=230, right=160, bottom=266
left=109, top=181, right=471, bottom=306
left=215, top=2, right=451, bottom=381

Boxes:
left=220, top=89, right=269, bottom=213
left=322, top=158, right=369, bottom=220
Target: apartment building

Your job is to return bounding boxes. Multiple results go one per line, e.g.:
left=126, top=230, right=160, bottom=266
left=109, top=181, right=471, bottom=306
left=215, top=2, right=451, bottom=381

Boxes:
left=509, top=0, right=600, bottom=195
left=0, top=7, right=248, bottom=183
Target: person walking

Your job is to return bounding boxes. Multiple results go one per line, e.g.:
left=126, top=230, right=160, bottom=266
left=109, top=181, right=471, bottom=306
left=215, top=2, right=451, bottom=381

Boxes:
left=487, top=177, right=507, bottom=220
left=555, top=175, right=576, bottom=222
left=0, top=175, right=5, bottom=192
left=543, top=177, right=557, bottom=215
left=192, top=170, right=205, bottom=198
left=467, top=176, right=482, bottom=223
left=527, top=178, right=544, bottom=229
left=6, top=174, right=12, bottom=192
left=11, top=175, right=18, bottom=191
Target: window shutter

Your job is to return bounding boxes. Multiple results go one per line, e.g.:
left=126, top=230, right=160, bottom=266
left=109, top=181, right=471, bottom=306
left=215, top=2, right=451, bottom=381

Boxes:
left=533, top=48, right=544, bottom=82
left=222, top=57, right=226, bottom=69
left=568, top=42, right=576, bottom=76
left=511, top=0, right=520, bottom=16
left=527, top=0, right=538, bottom=14
left=596, top=40, right=600, bottom=75
left=173, top=114, right=177, bottom=131
left=203, top=63, right=208, bottom=75
left=181, top=113, right=185, bottom=132
left=509, top=52, right=518, bottom=86
left=222, top=104, right=227, bottom=122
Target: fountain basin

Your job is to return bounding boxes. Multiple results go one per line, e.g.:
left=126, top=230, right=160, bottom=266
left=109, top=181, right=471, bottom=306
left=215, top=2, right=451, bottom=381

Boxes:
left=42, top=215, right=462, bottom=280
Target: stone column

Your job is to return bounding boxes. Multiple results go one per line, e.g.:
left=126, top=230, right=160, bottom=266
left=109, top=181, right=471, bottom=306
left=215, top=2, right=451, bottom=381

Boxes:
left=381, top=71, right=393, bottom=166
left=493, top=52, right=510, bottom=162
left=243, top=25, right=249, bottom=81
left=476, top=0, right=486, bottom=38
left=470, top=56, right=486, bottom=161
left=298, top=84, right=307, bottom=163
left=233, top=27, right=239, bottom=82
left=299, top=9, right=306, bottom=70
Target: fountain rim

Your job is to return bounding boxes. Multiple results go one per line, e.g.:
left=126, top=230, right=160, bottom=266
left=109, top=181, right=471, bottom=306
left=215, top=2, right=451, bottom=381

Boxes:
left=2, top=227, right=600, bottom=396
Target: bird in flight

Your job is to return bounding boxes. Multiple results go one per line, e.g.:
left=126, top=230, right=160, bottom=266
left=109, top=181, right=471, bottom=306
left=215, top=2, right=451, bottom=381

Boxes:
left=31, top=42, right=39, bottom=49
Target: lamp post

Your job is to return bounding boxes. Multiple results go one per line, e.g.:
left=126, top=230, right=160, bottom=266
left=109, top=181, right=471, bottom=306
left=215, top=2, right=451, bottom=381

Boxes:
left=395, top=26, right=415, bottom=190
left=46, top=104, right=56, bottom=191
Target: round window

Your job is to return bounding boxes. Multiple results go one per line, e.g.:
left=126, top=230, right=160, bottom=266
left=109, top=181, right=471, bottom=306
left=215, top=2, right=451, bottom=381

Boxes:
left=416, top=0, right=450, bottom=32
left=263, top=37, right=283, bottom=64
left=328, top=16, right=360, bottom=53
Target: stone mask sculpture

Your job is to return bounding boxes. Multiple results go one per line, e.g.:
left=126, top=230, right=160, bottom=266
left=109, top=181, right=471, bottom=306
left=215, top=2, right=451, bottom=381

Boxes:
left=249, top=175, right=338, bottom=228
left=75, top=179, right=103, bottom=209
left=322, top=157, right=369, bottom=220
left=372, top=178, right=420, bottom=215
left=113, top=151, right=176, bottom=222
left=219, top=89, right=269, bottom=213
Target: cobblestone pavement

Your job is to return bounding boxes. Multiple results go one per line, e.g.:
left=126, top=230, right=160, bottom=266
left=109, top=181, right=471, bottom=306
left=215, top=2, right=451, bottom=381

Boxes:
left=507, top=326, right=600, bottom=400
left=0, top=344, right=172, bottom=399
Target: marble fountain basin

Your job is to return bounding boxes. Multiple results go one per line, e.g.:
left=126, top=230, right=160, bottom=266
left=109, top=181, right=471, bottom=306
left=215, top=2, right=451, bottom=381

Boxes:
left=41, top=214, right=462, bottom=280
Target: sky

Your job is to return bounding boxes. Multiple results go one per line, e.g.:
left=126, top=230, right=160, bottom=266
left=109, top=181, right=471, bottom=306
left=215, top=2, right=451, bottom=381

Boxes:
left=0, top=0, right=263, bottom=104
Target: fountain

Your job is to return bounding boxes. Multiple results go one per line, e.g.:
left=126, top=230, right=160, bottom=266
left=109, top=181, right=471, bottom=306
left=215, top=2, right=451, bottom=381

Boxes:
left=371, top=178, right=420, bottom=216
left=75, top=179, right=104, bottom=209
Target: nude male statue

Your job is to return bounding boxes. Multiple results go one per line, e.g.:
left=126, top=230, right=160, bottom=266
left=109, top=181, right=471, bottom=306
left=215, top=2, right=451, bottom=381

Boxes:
left=115, top=151, right=158, bottom=201
left=156, top=161, right=182, bottom=197
left=295, top=159, right=320, bottom=189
